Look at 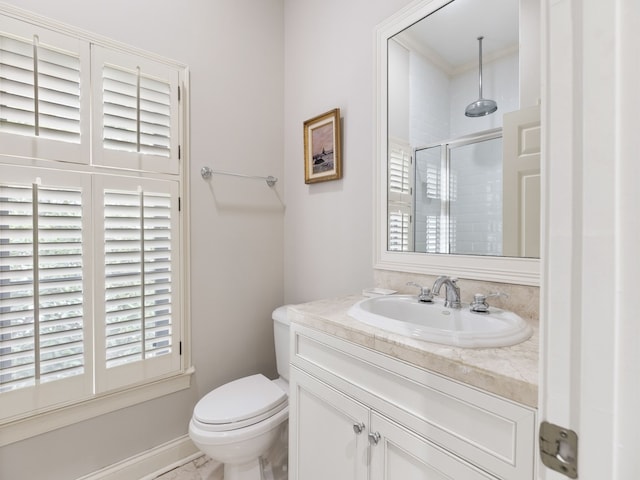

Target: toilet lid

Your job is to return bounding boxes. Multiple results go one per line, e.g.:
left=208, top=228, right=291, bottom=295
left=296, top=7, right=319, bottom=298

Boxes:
left=194, top=374, right=287, bottom=431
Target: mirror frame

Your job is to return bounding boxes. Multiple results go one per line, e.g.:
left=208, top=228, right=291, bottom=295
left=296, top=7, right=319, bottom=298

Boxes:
left=374, top=0, right=539, bottom=286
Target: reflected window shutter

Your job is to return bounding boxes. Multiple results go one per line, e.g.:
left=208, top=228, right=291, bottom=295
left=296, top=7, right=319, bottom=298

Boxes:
left=388, top=139, right=413, bottom=251
left=0, top=180, right=85, bottom=394
left=388, top=144, right=411, bottom=199
left=388, top=206, right=411, bottom=252
left=99, top=179, right=178, bottom=390
left=424, top=215, right=441, bottom=253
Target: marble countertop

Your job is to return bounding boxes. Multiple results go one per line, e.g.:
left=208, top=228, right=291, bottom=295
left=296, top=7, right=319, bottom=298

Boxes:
left=288, top=295, right=539, bottom=408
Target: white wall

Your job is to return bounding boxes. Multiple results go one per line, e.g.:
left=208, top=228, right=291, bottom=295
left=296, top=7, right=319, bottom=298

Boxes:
left=283, top=0, right=415, bottom=304
left=0, top=1, right=284, bottom=479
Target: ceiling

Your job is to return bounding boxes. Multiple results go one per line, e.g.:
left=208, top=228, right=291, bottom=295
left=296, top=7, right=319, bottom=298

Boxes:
left=394, top=0, right=519, bottom=72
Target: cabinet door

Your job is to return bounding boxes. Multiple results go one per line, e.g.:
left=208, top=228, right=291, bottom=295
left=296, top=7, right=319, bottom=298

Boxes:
left=369, top=412, right=498, bottom=480
left=289, top=367, right=368, bottom=480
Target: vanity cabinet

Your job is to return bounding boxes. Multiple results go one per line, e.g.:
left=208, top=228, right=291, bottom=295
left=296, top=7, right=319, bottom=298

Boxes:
left=288, top=323, right=536, bottom=480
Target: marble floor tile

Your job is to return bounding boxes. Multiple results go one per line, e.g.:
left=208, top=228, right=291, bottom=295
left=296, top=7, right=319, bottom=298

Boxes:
left=154, top=429, right=287, bottom=480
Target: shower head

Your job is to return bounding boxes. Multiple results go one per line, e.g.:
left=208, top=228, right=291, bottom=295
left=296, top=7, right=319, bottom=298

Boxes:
left=465, top=36, right=498, bottom=118
left=465, top=98, right=498, bottom=117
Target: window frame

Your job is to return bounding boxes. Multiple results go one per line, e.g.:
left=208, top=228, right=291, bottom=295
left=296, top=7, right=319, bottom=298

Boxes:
left=0, top=5, right=192, bottom=447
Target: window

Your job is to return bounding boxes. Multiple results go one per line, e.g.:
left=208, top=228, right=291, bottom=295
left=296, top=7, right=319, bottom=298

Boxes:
left=0, top=9, right=188, bottom=438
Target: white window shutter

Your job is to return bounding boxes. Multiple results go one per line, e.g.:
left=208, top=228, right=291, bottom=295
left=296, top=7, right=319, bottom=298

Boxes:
left=388, top=205, right=412, bottom=252
left=1, top=12, right=188, bottom=428
left=388, top=138, right=414, bottom=251
left=91, top=46, right=181, bottom=174
left=0, top=16, right=90, bottom=163
left=93, top=175, right=181, bottom=393
left=0, top=166, right=93, bottom=420
left=387, top=142, right=412, bottom=202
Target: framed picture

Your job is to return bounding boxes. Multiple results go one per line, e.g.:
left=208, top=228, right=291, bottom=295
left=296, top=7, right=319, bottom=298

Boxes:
left=303, top=108, right=342, bottom=184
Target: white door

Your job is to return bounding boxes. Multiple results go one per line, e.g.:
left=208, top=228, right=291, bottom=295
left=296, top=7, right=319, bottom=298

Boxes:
left=288, top=367, right=369, bottom=480
left=540, top=0, right=640, bottom=479
left=503, top=105, right=541, bottom=258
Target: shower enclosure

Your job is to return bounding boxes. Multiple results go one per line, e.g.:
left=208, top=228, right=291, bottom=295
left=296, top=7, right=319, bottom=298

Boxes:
left=413, top=129, right=503, bottom=256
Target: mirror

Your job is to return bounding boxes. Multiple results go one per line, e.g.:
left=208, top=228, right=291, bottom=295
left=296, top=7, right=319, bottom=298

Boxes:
left=375, top=0, right=541, bottom=285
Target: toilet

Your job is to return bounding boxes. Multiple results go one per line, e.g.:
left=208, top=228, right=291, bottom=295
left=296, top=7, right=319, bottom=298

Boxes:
left=189, top=306, right=291, bottom=480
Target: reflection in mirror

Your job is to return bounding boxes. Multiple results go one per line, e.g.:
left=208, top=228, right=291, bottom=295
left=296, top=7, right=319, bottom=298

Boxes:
left=386, top=0, right=540, bottom=259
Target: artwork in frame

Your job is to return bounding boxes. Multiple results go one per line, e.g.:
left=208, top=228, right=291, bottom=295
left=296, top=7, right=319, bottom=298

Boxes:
left=303, top=108, right=342, bottom=184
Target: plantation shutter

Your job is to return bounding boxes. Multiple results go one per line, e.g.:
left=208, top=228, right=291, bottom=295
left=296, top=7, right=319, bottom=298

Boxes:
left=0, top=166, right=92, bottom=419
left=424, top=215, right=441, bottom=253
left=94, top=176, right=180, bottom=392
left=0, top=12, right=187, bottom=427
left=388, top=206, right=411, bottom=252
left=387, top=139, right=413, bottom=251
left=416, top=156, right=443, bottom=254
left=0, top=16, right=90, bottom=163
left=91, top=46, right=181, bottom=174
left=387, top=141, right=412, bottom=202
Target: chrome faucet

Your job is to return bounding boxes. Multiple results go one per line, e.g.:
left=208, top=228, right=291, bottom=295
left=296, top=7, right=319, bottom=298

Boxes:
left=432, top=276, right=462, bottom=309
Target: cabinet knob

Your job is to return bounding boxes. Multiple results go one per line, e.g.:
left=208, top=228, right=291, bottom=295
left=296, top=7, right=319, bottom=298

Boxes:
left=352, top=422, right=365, bottom=434
left=368, top=431, right=381, bottom=445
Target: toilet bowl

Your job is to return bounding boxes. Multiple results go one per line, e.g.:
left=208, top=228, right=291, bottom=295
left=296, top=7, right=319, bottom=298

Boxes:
left=189, top=306, right=291, bottom=480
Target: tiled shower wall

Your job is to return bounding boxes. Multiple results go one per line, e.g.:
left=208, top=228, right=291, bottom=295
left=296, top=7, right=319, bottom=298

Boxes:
left=407, top=45, right=519, bottom=255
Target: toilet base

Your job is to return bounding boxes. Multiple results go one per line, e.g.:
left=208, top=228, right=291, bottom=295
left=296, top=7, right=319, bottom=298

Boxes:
left=223, top=458, right=262, bottom=480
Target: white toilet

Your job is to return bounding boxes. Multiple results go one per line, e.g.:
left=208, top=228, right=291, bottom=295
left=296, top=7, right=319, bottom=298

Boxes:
left=189, top=306, right=291, bottom=480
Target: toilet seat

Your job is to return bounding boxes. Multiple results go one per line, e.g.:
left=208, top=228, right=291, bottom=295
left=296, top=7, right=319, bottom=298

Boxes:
left=193, top=374, right=287, bottom=432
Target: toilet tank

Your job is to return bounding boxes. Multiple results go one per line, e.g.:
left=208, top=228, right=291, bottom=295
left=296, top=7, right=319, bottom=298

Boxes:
left=272, top=305, right=291, bottom=381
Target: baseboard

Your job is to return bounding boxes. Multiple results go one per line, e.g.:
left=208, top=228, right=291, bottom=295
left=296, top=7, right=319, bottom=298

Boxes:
left=76, top=434, right=214, bottom=480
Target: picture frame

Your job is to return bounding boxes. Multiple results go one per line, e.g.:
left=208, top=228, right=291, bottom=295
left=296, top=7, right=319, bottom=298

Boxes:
left=303, top=108, right=342, bottom=184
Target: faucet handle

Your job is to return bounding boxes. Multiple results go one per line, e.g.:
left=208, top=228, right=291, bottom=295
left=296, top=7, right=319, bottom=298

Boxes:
left=469, top=292, right=508, bottom=313
left=406, top=281, right=433, bottom=303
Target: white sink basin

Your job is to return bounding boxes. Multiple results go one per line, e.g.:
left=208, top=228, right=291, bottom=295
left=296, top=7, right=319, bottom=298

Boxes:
left=348, top=295, right=532, bottom=348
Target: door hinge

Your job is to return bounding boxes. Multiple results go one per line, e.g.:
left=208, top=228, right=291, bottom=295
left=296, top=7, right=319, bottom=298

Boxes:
left=178, top=85, right=181, bottom=102
left=178, top=144, right=181, bottom=160
left=539, top=421, right=578, bottom=478
left=179, top=341, right=182, bottom=355
left=178, top=196, right=181, bottom=212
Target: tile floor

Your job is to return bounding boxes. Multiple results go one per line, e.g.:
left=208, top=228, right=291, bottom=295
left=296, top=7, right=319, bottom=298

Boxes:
left=156, top=424, right=288, bottom=479
left=153, top=454, right=289, bottom=480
